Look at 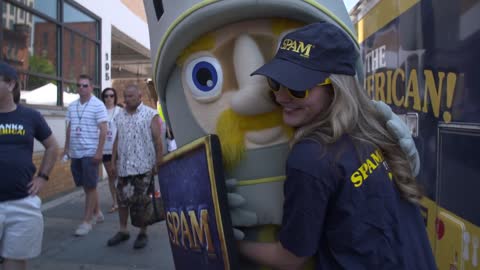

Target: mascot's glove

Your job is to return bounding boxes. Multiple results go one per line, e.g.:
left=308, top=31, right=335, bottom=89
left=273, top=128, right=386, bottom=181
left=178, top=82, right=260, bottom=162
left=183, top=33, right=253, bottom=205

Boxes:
left=372, top=100, right=420, bottom=176
left=226, top=178, right=258, bottom=240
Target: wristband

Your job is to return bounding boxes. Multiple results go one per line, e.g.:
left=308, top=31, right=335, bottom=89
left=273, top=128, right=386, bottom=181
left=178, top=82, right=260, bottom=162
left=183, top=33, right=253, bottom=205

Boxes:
left=37, top=172, right=49, bottom=181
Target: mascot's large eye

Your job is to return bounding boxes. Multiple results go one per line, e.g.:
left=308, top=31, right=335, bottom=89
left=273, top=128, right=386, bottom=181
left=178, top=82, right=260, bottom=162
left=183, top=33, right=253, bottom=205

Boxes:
left=184, top=56, right=223, bottom=102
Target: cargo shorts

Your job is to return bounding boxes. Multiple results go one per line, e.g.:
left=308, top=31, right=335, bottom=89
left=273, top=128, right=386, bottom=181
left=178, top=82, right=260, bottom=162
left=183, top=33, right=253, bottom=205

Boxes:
left=116, top=172, right=153, bottom=228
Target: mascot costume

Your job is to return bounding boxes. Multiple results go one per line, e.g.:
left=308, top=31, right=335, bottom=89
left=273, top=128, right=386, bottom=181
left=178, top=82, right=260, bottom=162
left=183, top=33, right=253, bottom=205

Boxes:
left=143, top=1, right=419, bottom=269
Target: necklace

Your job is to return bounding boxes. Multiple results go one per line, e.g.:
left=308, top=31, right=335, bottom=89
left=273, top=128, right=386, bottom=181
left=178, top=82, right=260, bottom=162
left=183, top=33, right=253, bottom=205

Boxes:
left=76, top=99, right=91, bottom=122
left=108, top=106, right=117, bottom=122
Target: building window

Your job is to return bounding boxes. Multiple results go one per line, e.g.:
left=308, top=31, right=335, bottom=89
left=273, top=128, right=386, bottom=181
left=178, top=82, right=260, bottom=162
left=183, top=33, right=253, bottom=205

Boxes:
left=42, top=32, right=48, bottom=50
left=1, top=0, right=100, bottom=107
left=32, top=0, right=57, bottom=19
left=81, top=38, right=87, bottom=62
left=69, top=32, right=75, bottom=60
left=63, top=2, right=97, bottom=39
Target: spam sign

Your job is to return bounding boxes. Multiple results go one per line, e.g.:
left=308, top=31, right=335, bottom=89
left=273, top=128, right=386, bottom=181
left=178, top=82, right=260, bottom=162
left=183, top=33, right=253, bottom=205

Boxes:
left=157, top=135, right=238, bottom=270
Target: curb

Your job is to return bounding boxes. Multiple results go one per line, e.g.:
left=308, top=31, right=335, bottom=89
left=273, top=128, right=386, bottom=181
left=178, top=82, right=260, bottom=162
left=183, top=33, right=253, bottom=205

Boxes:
left=41, top=180, right=107, bottom=212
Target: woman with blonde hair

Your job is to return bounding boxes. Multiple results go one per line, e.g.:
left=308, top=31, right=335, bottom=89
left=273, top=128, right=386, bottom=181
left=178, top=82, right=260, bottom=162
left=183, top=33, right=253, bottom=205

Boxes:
left=238, top=22, right=436, bottom=270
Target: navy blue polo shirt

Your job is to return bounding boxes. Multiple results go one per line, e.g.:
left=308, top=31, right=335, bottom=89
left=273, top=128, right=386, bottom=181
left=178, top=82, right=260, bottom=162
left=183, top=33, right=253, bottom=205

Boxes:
left=0, top=105, right=52, bottom=202
left=279, top=136, right=436, bottom=269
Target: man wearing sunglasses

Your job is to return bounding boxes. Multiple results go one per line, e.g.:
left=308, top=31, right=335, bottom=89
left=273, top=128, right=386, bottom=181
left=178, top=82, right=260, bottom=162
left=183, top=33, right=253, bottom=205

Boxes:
left=63, top=74, right=108, bottom=236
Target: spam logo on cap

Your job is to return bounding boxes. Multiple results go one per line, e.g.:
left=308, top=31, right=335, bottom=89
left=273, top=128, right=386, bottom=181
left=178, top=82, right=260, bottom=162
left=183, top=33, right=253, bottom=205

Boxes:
left=280, top=38, right=314, bottom=58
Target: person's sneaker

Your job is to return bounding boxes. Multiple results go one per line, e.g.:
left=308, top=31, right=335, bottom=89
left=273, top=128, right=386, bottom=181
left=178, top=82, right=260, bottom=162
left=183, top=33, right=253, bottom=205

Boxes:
left=95, top=211, right=105, bottom=223
left=107, top=231, right=130, bottom=246
left=74, top=223, right=92, bottom=236
left=133, top=233, right=148, bottom=249
left=91, top=211, right=105, bottom=225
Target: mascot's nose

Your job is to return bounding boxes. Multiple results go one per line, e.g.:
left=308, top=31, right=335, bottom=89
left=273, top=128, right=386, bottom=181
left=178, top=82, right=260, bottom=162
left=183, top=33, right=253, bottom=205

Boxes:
left=230, top=34, right=277, bottom=116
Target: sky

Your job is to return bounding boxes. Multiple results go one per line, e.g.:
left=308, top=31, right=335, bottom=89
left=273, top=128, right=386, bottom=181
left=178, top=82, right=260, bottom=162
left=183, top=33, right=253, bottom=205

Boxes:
left=343, top=0, right=360, bottom=11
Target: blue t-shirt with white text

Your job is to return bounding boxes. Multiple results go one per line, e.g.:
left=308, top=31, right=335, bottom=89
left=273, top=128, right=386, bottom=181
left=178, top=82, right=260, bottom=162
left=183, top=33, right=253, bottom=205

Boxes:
left=279, top=136, right=436, bottom=269
left=0, top=105, right=52, bottom=202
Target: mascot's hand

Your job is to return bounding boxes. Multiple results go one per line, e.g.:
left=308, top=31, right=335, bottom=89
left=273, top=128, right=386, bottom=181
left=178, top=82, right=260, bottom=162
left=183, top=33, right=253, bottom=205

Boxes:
left=372, top=100, right=420, bottom=176
left=226, top=178, right=258, bottom=240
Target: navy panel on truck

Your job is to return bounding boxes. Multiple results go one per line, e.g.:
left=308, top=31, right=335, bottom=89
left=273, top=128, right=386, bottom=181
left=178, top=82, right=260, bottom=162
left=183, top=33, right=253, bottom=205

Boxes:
left=353, top=0, right=480, bottom=268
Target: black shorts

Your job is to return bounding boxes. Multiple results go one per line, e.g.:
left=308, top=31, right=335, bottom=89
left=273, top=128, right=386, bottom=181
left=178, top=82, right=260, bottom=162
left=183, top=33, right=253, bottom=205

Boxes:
left=70, top=157, right=99, bottom=188
left=102, top=154, right=112, bottom=162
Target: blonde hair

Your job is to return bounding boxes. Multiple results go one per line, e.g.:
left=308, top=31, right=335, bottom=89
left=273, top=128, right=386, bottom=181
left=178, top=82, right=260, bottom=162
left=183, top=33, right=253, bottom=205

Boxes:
left=291, top=74, right=422, bottom=204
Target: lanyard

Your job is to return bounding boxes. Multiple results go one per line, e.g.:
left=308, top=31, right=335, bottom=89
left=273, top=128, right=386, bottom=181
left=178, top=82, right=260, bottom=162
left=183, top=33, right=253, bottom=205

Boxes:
left=108, top=106, right=117, bottom=122
left=107, top=107, right=117, bottom=130
left=76, top=99, right=90, bottom=122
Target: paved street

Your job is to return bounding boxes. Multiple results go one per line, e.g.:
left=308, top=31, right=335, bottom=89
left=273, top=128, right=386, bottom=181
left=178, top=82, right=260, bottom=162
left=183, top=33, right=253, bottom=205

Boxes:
left=28, top=180, right=175, bottom=270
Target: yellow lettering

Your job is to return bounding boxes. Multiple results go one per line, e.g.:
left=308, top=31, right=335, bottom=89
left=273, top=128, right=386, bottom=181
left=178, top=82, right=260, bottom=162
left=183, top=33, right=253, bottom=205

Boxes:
left=423, top=70, right=444, bottom=117
left=386, top=70, right=393, bottom=104
left=190, top=209, right=214, bottom=254
left=374, top=72, right=386, bottom=102
left=366, top=74, right=374, bottom=98
left=351, top=149, right=386, bottom=188
left=180, top=211, right=193, bottom=249
left=404, top=69, right=421, bottom=110
left=166, top=212, right=175, bottom=243
left=371, top=149, right=384, bottom=164
left=350, top=171, right=363, bottom=187
left=280, top=39, right=313, bottom=57
left=358, top=163, right=369, bottom=179
left=392, top=68, right=405, bottom=106
left=171, top=211, right=180, bottom=247
left=366, top=159, right=378, bottom=172
left=296, top=42, right=313, bottom=57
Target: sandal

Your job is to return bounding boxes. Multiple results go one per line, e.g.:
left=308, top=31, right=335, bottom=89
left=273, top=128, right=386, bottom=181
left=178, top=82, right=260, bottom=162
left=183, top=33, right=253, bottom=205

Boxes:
left=108, top=205, right=118, bottom=213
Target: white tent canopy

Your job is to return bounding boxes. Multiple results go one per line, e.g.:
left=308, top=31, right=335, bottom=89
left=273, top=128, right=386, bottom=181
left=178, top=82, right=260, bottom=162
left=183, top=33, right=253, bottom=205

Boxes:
left=20, top=83, right=79, bottom=106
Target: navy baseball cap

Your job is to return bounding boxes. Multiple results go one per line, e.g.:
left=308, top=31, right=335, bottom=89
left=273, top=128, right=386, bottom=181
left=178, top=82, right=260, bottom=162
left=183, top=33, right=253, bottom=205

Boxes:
left=0, top=62, right=18, bottom=81
left=252, top=21, right=358, bottom=91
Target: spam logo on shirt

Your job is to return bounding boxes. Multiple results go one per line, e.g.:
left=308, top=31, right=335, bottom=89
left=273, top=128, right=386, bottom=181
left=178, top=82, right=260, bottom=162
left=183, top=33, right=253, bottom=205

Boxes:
left=350, top=149, right=392, bottom=187
left=279, top=39, right=314, bottom=58
left=0, top=123, right=25, bottom=136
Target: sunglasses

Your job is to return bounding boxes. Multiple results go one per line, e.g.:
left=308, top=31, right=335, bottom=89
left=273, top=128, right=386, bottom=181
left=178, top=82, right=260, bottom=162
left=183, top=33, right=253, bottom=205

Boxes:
left=76, top=83, right=89, bottom=88
left=268, top=77, right=332, bottom=99
left=104, top=94, right=115, bottom=98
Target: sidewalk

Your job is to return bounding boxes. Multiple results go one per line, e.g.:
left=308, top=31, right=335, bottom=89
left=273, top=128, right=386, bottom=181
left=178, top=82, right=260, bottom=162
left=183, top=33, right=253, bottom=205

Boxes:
left=29, top=180, right=175, bottom=270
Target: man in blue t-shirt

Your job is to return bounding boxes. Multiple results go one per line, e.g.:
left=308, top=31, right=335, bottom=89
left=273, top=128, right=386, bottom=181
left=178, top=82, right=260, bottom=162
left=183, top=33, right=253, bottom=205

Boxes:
left=0, top=62, right=58, bottom=270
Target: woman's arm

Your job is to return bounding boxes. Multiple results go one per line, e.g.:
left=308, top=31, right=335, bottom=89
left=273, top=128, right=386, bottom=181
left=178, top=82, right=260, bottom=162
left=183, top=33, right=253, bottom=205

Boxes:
left=237, top=240, right=308, bottom=270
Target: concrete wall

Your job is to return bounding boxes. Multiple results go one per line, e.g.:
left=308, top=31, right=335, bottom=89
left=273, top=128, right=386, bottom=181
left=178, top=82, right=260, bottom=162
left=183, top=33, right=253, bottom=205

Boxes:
left=73, top=0, right=150, bottom=91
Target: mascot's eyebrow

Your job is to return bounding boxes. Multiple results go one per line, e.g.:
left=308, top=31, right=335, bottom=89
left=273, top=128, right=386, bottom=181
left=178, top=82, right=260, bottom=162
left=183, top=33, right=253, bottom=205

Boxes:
left=176, top=33, right=216, bottom=66
left=153, top=0, right=164, bottom=21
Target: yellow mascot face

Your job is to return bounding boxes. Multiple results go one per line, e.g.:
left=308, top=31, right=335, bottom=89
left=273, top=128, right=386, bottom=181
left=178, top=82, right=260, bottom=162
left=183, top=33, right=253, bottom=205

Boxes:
left=177, top=19, right=303, bottom=169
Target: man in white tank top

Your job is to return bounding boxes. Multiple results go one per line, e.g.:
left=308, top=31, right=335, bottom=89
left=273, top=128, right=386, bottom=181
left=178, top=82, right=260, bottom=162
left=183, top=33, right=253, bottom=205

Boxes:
left=107, top=85, right=163, bottom=249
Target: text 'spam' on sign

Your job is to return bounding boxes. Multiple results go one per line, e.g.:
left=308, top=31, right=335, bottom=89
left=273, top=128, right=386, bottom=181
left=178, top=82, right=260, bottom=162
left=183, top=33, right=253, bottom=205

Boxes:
left=166, top=207, right=216, bottom=256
